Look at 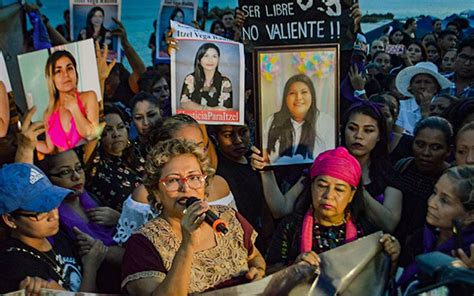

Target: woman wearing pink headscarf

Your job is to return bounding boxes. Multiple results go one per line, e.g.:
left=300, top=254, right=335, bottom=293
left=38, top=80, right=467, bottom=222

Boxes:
left=266, top=147, right=400, bottom=269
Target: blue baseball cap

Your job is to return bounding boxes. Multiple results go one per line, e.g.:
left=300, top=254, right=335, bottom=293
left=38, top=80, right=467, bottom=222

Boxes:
left=0, top=163, right=72, bottom=215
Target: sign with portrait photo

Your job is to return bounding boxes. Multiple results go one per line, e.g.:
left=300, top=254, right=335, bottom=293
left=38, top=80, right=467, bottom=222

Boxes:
left=17, top=39, right=103, bottom=155
left=255, top=44, right=339, bottom=167
left=171, top=21, right=245, bottom=125
left=70, top=0, right=121, bottom=61
left=155, top=0, right=198, bottom=63
left=240, top=0, right=354, bottom=50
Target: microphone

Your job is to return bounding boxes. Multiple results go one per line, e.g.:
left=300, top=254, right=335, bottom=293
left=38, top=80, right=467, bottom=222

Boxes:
left=185, top=197, right=228, bottom=235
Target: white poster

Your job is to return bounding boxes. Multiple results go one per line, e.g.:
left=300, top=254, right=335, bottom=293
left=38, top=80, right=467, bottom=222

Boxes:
left=171, top=21, right=245, bottom=125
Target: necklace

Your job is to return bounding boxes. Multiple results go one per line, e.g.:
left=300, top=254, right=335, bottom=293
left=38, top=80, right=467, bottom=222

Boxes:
left=6, top=246, right=67, bottom=288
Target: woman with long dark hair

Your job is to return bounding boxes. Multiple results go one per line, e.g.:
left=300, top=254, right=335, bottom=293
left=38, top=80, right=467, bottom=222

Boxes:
left=341, top=101, right=403, bottom=232
left=78, top=7, right=112, bottom=49
left=263, top=74, right=332, bottom=165
left=180, top=43, right=232, bottom=110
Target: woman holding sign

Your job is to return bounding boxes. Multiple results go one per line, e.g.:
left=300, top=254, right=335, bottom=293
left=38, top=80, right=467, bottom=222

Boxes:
left=180, top=43, right=233, bottom=110
left=36, top=50, right=99, bottom=154
left=263, top=74, right=332, bottom=165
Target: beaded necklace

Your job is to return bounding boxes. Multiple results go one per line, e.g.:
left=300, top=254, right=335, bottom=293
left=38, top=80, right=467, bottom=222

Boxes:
left=300, top=208, right=360, bottom=253
left=6, top=246, right=67, bottom=289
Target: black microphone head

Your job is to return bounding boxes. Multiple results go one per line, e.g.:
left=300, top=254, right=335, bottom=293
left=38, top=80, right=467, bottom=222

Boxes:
left=185, top=197, right=200, bottom=208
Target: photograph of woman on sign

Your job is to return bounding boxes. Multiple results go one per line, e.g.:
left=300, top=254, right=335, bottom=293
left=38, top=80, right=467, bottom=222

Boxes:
left=78, top=6, right=112, bottom=49
left=180, top=43, right=233, bottom=110
left=159, top=7, right=186, bottom=58
left=262, top=74, right=332, bottom=165
left=36, top=50, right=99, bottom=154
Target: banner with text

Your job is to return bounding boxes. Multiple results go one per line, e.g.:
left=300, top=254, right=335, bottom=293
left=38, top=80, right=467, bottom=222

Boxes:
left=239, top=0, right=354, bottom=49
left=171, top=21, right=245, bottom=125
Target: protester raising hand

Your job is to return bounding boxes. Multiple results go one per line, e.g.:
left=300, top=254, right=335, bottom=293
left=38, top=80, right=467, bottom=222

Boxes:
left=232, top=9, right=246, bottom=41
left=348, top=64, right=367, bottom=98
left=349, top=2, right=362, bottom=33
left=15, top=106, right=45, bottom=163
left=95, top=41, right=116, bottom=85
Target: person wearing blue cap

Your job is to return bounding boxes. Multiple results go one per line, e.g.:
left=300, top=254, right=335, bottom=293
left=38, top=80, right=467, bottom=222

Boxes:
left=0, top=163, right=106, bottom=294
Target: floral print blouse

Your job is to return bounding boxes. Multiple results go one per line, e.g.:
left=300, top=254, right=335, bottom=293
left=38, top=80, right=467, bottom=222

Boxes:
left=85, top=146, right=144, bottom=212
left=180, top=73, right=233, bottom=108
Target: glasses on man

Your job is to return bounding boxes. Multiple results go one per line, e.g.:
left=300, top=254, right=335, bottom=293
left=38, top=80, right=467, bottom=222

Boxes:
left=159, top=174, right=207, bottom=192
left=11, top=210, right=52, bottom=222
left=48, top=164, right=84, bottom=179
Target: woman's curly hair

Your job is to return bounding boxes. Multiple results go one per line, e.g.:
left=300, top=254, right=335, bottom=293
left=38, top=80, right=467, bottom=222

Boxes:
left=143, top=138, right=215, bottom=204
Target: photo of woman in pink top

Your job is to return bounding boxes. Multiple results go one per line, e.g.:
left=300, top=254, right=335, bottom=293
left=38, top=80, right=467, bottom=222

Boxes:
left=36, top=50, right=99, bottom=154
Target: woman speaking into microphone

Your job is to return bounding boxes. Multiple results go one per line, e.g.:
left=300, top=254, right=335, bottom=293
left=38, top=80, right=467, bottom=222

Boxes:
left=121, top=138, right=265, bottom=295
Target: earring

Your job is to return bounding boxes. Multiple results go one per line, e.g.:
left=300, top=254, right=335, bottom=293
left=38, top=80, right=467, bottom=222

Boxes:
left=10, top=224, right=17, bottom=229
left=154, top=202, right=163, bottom=216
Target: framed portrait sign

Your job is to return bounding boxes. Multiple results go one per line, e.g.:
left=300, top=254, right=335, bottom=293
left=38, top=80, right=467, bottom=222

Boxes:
left=254, top=44, right=339, bottom=167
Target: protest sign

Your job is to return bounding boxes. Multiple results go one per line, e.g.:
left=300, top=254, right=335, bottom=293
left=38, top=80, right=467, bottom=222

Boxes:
left=255, top=44, right=339, bottom=167
left=0, top=50, right=19, bottom=165
left=240, top=0, right=354, bottom=49
left=17, top=39, right=102, bottom=155
left=155, top=0, right=198, bottom=63
left=171, top=20, right=245, bottom=125
left=70, top=0, right=121, bottom=60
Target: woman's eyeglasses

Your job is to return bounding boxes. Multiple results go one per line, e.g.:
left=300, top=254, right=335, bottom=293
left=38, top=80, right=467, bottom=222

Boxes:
left=48, top=164, right=84, bottom=179
left=159, top=174, right=207, bottom=192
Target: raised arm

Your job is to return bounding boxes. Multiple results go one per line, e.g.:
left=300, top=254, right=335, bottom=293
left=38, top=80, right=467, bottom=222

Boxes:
left=362, top=186, right=402, bottom=232
left=250, top=146, right=305, bottom=218
left=112, top=17, right=146, bottom=94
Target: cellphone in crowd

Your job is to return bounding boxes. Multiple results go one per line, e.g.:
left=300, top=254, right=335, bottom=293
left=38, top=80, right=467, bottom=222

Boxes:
left=385, top=44, right=406, bottom=56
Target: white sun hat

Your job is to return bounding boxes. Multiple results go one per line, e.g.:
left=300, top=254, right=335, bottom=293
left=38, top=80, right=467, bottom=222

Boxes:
left=395, top=62, right=452, bottom=97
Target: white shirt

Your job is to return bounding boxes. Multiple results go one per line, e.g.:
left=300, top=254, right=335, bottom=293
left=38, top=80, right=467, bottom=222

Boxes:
left=262, top=112, right=335, bottom=165
left=396, top=97, right=421, bottom=135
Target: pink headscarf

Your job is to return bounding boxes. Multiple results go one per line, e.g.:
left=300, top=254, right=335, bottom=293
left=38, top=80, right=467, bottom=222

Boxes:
left=309, top=147, right=361, bottom=187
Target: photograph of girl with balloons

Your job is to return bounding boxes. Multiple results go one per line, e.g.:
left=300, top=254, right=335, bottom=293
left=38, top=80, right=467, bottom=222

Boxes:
left=256, top=44, right=339, bottom=167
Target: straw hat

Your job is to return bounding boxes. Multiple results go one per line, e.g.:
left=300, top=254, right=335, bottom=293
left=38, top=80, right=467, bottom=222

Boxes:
left=395, top=62, right=451, bottom=97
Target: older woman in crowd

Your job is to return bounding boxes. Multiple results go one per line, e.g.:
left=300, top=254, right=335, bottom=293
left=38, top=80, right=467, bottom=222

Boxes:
left=114, top=114, right=234, bottom=245
left=85, top=103, right=143, bottom=212
left=266, top=147, right=399, bottom=269
left=395, top=62, right=451, bottom=134
left=121, top=139, right=265, bottom=295
left=455, top=122, right=474, bottom=166
left=397, top=165, right=474, bottom=293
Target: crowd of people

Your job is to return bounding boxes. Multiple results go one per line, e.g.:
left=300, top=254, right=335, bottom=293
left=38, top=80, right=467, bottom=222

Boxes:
left=0, top=2, right=473, bottom=295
